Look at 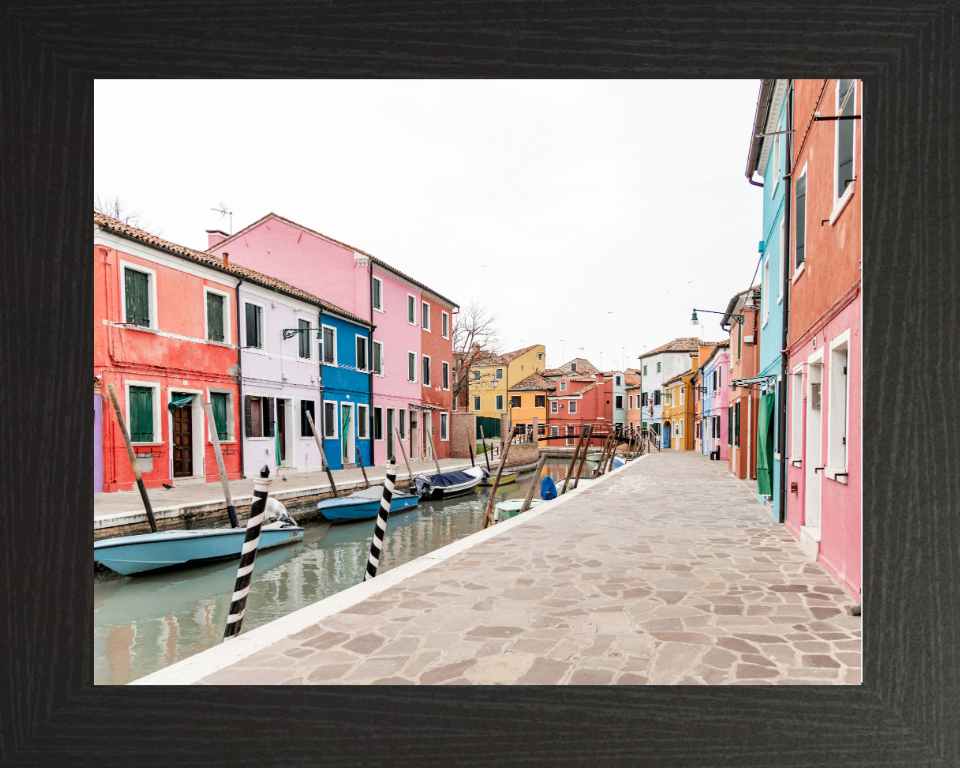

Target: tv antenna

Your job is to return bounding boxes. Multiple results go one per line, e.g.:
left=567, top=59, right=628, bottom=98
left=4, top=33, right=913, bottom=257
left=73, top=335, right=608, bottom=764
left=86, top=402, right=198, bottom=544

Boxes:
left=211, top=202, right=233, bottom=234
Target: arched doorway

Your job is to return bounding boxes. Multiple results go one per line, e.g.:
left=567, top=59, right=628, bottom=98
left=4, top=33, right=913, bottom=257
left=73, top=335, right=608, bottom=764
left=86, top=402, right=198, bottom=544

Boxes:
left=662, top=421, right=672, bottom=449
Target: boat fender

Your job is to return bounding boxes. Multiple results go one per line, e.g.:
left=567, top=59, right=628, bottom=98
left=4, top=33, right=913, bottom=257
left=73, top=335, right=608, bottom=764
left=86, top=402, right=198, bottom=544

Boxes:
left=540, top=476, right=557, bottom=500
left=414, top=474, right=434, bottom=499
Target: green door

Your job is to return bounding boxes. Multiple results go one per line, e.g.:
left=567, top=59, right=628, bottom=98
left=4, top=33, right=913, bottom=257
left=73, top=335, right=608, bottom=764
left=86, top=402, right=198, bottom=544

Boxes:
left=756, top=394, right=775, bottom=497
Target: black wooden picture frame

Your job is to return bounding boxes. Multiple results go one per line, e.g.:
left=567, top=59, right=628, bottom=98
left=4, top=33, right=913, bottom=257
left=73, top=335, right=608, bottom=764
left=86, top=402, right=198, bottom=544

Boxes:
left=1, top=1, right=957, bottom=765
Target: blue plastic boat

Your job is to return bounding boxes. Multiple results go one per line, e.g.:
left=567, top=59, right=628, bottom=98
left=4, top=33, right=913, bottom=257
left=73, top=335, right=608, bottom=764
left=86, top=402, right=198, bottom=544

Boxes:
left=317, top=486, right=420, bottom=522
left=94, top=521, right=303, bottom=576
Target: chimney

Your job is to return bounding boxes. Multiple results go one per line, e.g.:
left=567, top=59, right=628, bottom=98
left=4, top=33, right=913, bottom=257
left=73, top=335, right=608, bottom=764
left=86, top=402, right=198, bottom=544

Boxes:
left=595, top=373, right=604, bottom=383
left=221, top=252, right=229, bottom=267
left=206, top=229, right=229, bottom=249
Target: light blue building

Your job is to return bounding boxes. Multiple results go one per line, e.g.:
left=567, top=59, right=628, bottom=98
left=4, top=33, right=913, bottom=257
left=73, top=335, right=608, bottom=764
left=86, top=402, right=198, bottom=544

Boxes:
left=318, top=309, right=373, bottom=471
left=744, top=78, right=792, bottom=520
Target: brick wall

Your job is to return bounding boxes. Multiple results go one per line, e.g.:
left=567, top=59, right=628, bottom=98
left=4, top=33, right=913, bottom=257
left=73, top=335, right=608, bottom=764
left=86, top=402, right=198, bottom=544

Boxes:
left=504, top=443, right=539, bottom=467
left=450, top=412, right=476, bottom=458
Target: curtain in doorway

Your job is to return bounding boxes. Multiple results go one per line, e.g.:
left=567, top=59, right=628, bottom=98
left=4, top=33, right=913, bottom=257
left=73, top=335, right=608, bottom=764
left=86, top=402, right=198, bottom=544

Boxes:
left=756, top=393, right=775, bottom=497
left=168, top=393, right=195, bottom=412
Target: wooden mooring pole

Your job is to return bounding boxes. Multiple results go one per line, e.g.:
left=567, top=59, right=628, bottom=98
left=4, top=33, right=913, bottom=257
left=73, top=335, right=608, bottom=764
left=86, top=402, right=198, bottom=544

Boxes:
left=481, top=425, right=518, bottom=530
left=204, top=401, right=240, bottom=528
left=305, top=410, right=339, bottom=499
left=518, top=454, right=548, bottom=515
left=425, top=424, right=442, bottom=476
left=560, top=425, right=587, bottom=495
left=355, top=447, right=370, bottom=488
left=573, top=425, right=593, bottom=489
left=479, top=426, right=492, bottom=473
left=106, top=384, right=159, bottom=533
left=394, top=427, right=414, bottom=481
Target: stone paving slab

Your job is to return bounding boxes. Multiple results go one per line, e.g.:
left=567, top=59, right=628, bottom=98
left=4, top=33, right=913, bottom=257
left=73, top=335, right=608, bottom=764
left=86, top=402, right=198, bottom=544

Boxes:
left=195, top=451, right=861, bottom=685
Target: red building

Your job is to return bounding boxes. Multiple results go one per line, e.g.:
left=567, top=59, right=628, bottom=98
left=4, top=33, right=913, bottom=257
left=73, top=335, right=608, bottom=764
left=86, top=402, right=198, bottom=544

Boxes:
left=724, top=285, right=762, bottom=482
left=545, top=372, right=608, bottom=447
left=784, top=79, right=862, bottom=600
left=419, top=293, right=456, bottom=460
left=95, top=214, right=242, bottom=492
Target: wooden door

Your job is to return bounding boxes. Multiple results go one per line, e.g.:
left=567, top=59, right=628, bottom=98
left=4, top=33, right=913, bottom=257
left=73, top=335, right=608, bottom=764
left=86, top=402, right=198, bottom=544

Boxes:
left=277, top=400, right=286, bottom=463
left=172, top=403, right=193, bottom=477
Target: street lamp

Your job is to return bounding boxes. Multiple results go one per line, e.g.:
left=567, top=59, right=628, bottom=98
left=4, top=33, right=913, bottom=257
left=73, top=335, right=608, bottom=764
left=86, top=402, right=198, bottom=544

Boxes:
left=691, top=308, right=745, bottom=326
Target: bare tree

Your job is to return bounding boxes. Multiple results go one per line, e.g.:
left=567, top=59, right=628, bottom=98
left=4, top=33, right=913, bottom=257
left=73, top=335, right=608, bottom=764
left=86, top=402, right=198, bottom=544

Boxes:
left=95, top=193, right=161, bottom=235
left=451, top=301, right=502, bottom=405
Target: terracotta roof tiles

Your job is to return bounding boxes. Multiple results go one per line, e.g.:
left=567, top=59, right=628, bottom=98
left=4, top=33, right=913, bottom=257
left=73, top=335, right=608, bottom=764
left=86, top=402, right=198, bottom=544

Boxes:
left=640, top=337, right=718, bottom=359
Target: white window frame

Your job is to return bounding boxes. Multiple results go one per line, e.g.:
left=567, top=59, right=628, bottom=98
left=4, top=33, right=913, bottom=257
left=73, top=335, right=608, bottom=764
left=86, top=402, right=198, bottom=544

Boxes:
left=826, top=330, right=851, bottom=480
left=407, top=294, right=417, bottom=326
left=422, top=354, right=431, bottom=387
left=551, top=400, right=558, bottom=414
left=407, top=351, right=417, bottom=383
left=295, top=317, right=313, bottom=361
left=778, top=217, right=786, bottom=304
left=442, top=361, right=450, bottom=391
left=762, top=256, right=771, bottom=327
left=568, top=400, right=577, bottom=414
left=473, top=396, right=481, bottom=412
left=242, top=299, right=266, bottom=350
left=124, top=379, right=162, bottom=445
left=373, top=406, right=385, bottom=442
left=355, top=334, right=369, bottom=372
left=399, top=409, right=407, bottom=440
left=629, top=395, right=634, bottom=409
left=357, top=403, right=369, bottom=439
left=372, top=276, right=384, bottom=313
left=495, top=394, right=504, bottom=411
left=551, top=426, right=559, bottom=437
left=422, top=301, right=431, bottom=332
left=680, top=387, right=685, bottom=406
left=559, top=380, right=567, bottom=392
left=794, top=162, right=808, bottom=282
left=615, top=375, right=621, bottom=386
left=206, top=387, right=236, bottom=442
left=440, top=412, right=449, bottom=441
left=615, top=395, right=623, bottom=409
left=790, top=364, right=804, bottom=462
left=371, top=339, right=384, bottom=377
left=119, top=260, right=159, bottom=330
left=203, top=286, right=231, bottom=344
left=441, top=311, right=449, bottom=339
left=322, top=400, right=339, bottom=439
left=495, top=368, right=504, bottom=380
left=831, top=79, right=857, bottom=223
left=678, top=419, right=684, bottom=437
left=321, top=324, right=338, bottom=366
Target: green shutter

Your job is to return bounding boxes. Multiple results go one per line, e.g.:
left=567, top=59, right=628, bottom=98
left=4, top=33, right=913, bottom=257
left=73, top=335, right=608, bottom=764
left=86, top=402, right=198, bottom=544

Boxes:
left=212, top=392, right=228, bottom=440
left=245, top=303, right=259, bottom=348
left=125, top=269, right=150, bottom=327
left=129, top=386, right=153, bottom=442
left=207, top=292, right=224, bottom=342
left=728, top=406, right=732, bottom=445
left=299, top=319, right=310, bottom=359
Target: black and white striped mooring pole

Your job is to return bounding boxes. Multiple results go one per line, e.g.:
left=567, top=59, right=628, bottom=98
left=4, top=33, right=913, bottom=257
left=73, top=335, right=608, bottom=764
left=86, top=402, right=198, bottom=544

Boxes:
left=223, top=465, right=272, bottom=641
left=363, top=458, right=397, bottom=581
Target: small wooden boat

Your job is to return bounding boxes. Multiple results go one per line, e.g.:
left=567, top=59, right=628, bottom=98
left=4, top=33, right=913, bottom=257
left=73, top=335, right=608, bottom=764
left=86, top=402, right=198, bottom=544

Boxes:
left=478, top=470, right=518, bottom=487
left=585, top=452, right=605, bottom=462
left=94, top=499, right=302, bottom=576
left=494, top=499, right=544, bottom=522
left=414, top=466, right=485, bottom=500
left=317, top=485, right=419, bottom=522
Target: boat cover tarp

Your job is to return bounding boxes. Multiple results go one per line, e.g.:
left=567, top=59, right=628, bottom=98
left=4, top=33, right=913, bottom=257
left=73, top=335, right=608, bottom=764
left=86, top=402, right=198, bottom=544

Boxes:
left=428, top=469, right=480, bottom=488
left=541, top=476, right=557, bottom=500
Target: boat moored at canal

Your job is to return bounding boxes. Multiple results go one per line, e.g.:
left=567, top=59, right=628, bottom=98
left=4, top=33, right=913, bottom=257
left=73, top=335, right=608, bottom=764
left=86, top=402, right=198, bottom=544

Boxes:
left=414, top=466, right=485, bottom=500
left=317, top=486, right=420, bottom=522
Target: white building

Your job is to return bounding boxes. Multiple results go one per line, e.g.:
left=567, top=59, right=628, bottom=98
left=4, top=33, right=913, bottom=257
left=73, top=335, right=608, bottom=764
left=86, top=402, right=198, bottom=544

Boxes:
left=637, top=338, right=715, bottom=436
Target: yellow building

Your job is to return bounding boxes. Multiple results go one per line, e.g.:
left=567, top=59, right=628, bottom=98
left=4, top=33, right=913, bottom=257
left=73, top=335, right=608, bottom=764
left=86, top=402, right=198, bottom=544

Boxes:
left=467, top=344, right=546, bottom=420
left=507, top=372, right=554, bottom=445
left=661, top=354, right=698, bottom=450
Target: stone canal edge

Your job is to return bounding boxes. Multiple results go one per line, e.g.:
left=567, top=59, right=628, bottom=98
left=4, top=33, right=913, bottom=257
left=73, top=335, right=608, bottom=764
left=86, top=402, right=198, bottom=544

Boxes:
left=132, top=452, right=861, bottom=686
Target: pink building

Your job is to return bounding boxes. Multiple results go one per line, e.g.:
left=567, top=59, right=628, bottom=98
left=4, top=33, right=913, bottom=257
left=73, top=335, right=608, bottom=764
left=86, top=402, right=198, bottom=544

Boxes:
left=207, top=214, right=457, bottom=467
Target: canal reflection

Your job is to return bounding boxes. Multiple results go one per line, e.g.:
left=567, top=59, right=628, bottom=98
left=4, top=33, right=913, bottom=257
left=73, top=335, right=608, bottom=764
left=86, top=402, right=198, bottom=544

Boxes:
left=93, top=459, right=589, bottom=685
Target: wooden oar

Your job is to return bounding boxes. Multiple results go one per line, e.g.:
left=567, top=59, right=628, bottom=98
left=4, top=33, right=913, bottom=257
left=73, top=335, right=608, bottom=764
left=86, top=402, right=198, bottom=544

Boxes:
left=305, top=410, right=339, bottom=499
left=106, top=384, right=159, bottom=533
left=355, top=447, right=370, bottom=488
left=519, top=454, right=548, bottom=515
left=394, top=427, right=414, bottom=481
left=481, top=425, right=518, bottom=530
left=204, top=401, right=240, bottom=528
left=479, top=425, right=492, bottom=473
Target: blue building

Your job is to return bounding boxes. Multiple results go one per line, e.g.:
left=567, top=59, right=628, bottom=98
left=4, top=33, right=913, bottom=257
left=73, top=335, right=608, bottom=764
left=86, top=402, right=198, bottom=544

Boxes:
left=318, top=309, right=373, bottom=471
left=744, top=78, right=792, bottom=520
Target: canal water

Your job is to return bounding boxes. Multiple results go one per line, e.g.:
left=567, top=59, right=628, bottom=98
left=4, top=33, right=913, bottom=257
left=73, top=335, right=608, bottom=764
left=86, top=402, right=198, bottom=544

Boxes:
left=94, top=459, right=592, bottom=685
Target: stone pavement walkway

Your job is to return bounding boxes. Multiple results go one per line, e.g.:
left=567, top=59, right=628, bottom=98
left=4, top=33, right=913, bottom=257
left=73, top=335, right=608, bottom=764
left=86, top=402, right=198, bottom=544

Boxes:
left=198, top=451, right=861, bottom=685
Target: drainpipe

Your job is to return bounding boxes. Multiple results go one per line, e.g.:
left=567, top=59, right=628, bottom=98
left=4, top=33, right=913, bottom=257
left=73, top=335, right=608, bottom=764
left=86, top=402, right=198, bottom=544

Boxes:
left=778, top=81, right=794, bottom=525
left=234, top=273, right=246, bottom=479
left=369, top=260, right=374, bottom=464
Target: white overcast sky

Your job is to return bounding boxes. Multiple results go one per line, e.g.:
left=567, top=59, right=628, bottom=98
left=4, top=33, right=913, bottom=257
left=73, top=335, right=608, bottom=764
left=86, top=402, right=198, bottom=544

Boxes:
left=95, top=79, right=762, bottom=371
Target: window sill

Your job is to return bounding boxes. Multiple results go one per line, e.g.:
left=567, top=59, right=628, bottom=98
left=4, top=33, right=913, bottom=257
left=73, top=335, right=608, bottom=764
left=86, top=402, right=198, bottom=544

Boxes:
left=210, top=440, right=237, bottom=445
left=132, top=441, right=164, bottom=447
left=773, top=451, right=781, bottom=461
left=829, top=182, right=855, bottom=226
left=373, top=306, right=385, bottom=314
left=790, top=458, right=802, bottom=467
left=423, top=328, right=432, bottom=334
left=321, top=361, right=338, bottom=367
left=792, top=262, right=806, bottom=284
left=825, top=467, right=849, bottom=484
left=247, top=437, right=273, bottom=441
left=116, top=323, right=159, bottom=334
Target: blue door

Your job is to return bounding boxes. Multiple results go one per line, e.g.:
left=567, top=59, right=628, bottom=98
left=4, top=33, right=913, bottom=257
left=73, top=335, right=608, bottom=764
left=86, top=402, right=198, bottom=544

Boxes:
left=663, top=421, right=672, bottom=449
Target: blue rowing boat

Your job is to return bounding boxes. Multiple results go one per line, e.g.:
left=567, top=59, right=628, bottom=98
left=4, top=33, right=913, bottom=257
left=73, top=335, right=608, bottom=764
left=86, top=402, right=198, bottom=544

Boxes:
left=317, top=486, right=420, bottom=522
left=94, top=499, right=303, bottom=576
